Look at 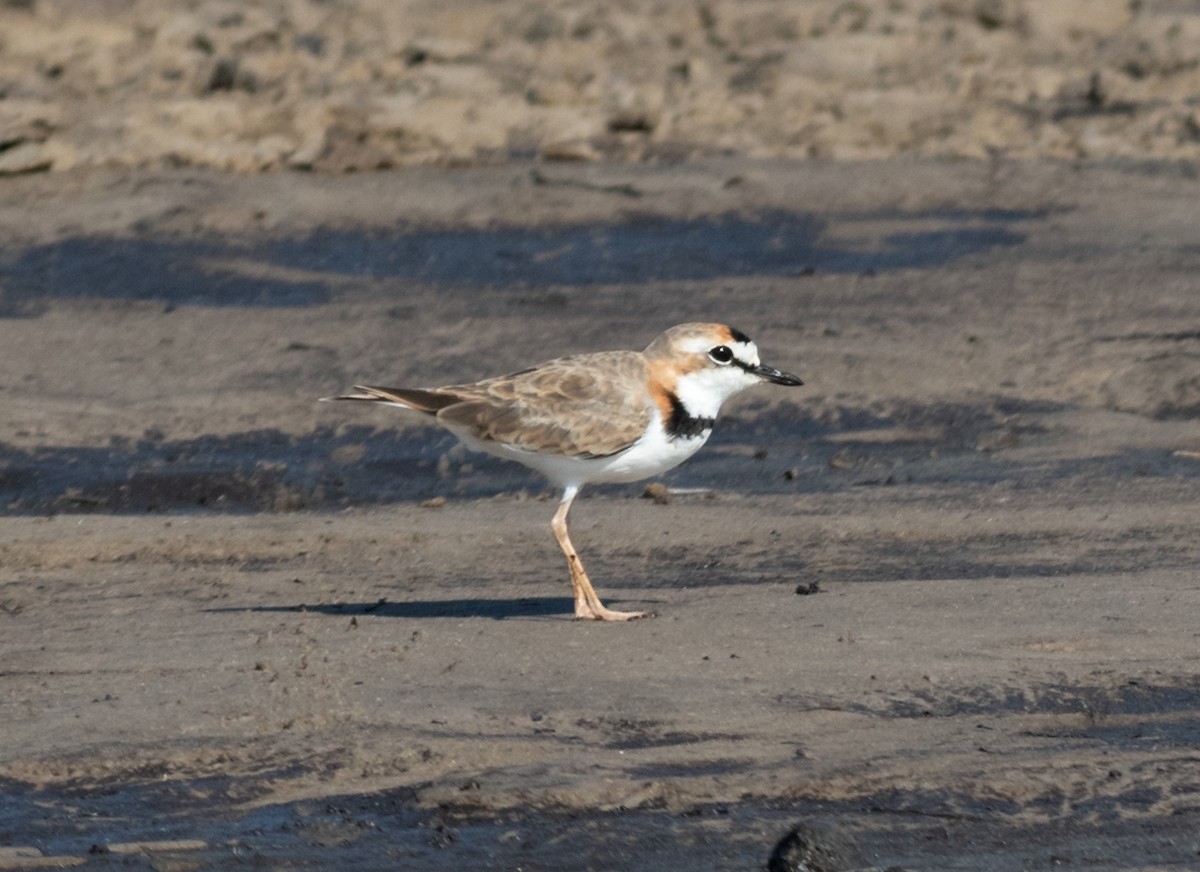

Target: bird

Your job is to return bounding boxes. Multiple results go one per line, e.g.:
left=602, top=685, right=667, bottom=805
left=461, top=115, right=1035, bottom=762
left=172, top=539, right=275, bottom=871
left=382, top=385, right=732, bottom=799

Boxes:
left=322, top=323, right=803, bottom=621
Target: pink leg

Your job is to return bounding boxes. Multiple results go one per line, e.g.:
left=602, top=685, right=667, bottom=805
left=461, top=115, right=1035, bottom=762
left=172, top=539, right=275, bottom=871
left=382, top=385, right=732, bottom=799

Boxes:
left=551, top=486, right=646, bottom=622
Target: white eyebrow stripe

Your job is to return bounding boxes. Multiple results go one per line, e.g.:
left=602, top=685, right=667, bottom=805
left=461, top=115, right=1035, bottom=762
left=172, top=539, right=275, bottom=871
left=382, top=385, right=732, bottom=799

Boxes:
left=729, top=341, right=760, bottom=367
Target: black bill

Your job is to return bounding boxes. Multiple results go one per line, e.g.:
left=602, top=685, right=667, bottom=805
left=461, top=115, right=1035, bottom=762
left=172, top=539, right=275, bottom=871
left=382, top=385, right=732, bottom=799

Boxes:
left=752, top=364, right=804, bottom=386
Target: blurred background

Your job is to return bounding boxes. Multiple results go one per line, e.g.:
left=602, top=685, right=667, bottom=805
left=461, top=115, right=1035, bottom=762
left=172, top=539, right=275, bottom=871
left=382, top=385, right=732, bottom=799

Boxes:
left=2, top=0, right=1198, bottom=176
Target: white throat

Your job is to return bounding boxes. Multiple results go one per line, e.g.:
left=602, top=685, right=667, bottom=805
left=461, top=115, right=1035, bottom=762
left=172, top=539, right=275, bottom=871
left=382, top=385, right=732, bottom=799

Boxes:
left=672, top=365, right=760, bottom=419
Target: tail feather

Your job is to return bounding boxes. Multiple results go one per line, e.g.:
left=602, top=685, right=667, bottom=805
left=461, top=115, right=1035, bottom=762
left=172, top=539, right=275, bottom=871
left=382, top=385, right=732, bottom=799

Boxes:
left=319, top=384, right=461, bottom=414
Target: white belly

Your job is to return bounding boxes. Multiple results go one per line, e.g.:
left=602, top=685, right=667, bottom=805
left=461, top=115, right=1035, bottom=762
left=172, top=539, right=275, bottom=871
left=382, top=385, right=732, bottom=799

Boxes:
left=448, top=411, right=711, bottom=489
left=582, top=417, right=710, bottom=484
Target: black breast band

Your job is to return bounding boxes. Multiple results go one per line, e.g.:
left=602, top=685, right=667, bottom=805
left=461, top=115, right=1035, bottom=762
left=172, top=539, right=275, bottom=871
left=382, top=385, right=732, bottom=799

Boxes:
left=664, top=392, right=715, bottom=440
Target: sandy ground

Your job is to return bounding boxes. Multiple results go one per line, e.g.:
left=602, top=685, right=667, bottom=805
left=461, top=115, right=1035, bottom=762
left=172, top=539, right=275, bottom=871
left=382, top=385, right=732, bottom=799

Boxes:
left=4, top=0, right=1200, bottom=175
left=6, top=8, right=1200, bottom=871
left=0, top=157, right=1199, bottom=870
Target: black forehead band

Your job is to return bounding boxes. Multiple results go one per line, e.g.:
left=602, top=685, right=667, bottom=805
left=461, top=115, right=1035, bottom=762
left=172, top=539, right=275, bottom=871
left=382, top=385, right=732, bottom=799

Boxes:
left=727, top=326, right=752, bottom=344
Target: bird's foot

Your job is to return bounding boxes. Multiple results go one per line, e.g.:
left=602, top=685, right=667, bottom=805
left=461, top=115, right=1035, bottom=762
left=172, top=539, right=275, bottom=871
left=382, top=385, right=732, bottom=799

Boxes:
left=574, top=601, right=649, bottom=622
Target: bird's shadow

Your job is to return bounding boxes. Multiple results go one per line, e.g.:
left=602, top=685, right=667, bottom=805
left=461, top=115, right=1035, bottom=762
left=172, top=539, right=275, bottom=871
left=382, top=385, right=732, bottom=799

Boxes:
left=203, top=596, right=649, bottom=621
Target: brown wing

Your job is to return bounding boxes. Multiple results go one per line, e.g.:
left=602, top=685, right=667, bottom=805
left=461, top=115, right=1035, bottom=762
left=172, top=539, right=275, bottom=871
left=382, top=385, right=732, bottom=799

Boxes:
left=435, top=351, right=652, bottom=458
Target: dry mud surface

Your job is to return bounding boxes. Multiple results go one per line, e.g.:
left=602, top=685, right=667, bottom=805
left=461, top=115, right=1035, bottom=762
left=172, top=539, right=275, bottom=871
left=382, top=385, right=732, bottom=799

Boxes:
left=4, top=0, right=1200, bottom=174
left=1, top=158, right=1200, bottom=870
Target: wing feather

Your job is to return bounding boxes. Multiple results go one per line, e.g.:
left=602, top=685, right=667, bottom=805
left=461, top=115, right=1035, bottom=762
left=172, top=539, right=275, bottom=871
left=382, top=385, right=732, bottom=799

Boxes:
left=321, top=385, right=462, bottom=414
left=436, top=351, right=652, bottom=458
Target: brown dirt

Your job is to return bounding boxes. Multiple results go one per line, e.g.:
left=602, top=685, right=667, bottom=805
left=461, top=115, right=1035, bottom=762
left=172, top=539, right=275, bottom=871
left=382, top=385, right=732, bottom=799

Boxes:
left=3, top=6, right=1200, bottom=863
left=3, top=0, right=1200, bottom=175
left=1, top=157, right=1199, bottom=868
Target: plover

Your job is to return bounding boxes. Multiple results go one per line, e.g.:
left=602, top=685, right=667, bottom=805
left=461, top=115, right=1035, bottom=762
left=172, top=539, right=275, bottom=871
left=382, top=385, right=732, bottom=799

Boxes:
left=323, top=323, right=802, bottom=621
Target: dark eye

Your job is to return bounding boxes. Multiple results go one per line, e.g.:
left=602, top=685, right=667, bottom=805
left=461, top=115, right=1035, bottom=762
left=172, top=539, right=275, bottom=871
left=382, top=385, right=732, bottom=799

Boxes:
left=708, top=345, right=734, bottom=364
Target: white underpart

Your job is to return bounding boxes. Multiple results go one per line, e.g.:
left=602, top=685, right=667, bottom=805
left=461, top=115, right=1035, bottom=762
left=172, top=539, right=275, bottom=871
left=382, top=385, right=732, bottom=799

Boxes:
left=445, top=406, right=710, bottom=489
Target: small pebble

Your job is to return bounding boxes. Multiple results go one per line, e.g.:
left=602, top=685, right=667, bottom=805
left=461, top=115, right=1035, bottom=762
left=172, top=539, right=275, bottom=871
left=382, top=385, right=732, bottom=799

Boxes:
left=642, top=482, right=671, bottom=505
left=768, top=823, right=859, bottom=872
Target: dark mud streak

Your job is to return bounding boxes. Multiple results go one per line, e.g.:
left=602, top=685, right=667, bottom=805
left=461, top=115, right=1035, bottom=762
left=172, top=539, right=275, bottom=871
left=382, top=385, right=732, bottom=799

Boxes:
left=4, top=399, right=1198, bottom=516
left=778, top=679, right=1200, bottom=726
left=1053, top=717, right=1200, bottom=749
left=1095, top=330, right=1200, bottom=343
left=626, top=758, right=757, bottom=779
left=604, top=731, right=745, bottom=751
left=4, top=772, right=1199, bottom=870
left=571, top=716, right=745, bottom=751
left=0, top=208, right=1028, bottom=313
left=809, top=537, right=1198, bottom=584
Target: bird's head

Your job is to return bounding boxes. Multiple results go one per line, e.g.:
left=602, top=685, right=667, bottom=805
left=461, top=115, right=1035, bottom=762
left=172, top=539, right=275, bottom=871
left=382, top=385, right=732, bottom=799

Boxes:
left=644, top=323, right=803, bottom=418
